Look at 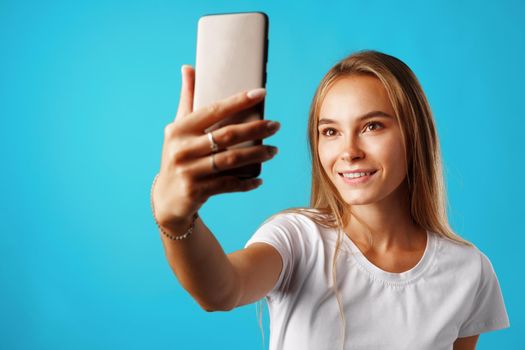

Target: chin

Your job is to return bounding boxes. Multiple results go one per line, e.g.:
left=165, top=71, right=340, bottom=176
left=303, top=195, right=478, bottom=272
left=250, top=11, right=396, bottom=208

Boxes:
left=344, top=198, right=376, bottom=206
left=339, top=191, right=378, bottom=206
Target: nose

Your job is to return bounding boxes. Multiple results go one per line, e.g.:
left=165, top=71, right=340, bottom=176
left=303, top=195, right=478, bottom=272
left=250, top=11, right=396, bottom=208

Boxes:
left=340, top=135, right=365, bottom=162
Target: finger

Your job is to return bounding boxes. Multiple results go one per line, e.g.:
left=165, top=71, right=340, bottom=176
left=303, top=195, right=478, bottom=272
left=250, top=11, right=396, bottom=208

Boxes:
left=212, top=119, right=280, bottom=150
left=187, top=144, right=278, bottom=179
left=198, top=176, right=263, bottom=199
left=179, top=87, right=266, bottom=133
left=178, top=119, right=280, bottom=160
left=175, top=65, right=195, bottom=121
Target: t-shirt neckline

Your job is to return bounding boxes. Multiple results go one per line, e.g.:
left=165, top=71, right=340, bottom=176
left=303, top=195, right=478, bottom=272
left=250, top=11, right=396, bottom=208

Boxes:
left=342, top=229, right=437, bottom=285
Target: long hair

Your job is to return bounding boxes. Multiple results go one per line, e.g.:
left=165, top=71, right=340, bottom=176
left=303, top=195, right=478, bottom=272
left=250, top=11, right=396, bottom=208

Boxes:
left=255, top=49, right=473, bottom=350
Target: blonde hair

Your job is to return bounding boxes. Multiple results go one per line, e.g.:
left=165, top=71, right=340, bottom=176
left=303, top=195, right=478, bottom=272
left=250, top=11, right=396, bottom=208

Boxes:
left=255, top=49, right=473, bottom=350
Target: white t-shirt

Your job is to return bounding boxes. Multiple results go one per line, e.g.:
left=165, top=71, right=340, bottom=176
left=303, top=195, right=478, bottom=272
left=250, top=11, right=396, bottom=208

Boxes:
left=244, top=212, right=510, bottom=350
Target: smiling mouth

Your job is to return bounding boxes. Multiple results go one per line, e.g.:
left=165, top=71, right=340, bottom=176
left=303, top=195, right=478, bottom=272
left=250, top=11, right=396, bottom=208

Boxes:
left=338, top=170, right=378, bottom=179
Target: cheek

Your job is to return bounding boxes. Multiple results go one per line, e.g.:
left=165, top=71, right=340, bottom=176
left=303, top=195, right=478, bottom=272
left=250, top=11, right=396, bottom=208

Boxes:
left=378, top=135, right=407, bottom=171
left=317, top=143, right=338, bottom=174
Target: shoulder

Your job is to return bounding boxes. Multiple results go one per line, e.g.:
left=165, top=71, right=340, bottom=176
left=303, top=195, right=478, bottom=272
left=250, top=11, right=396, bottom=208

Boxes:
left=260, top=208, right=330, bottom=229
left=433, top=232, right=495, bottom=282
left=252, top=208, right=330, bottom=245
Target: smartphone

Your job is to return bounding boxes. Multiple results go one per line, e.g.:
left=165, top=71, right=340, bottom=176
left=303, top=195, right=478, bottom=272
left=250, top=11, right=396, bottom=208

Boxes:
left=193, top=12, right=269, bottom=179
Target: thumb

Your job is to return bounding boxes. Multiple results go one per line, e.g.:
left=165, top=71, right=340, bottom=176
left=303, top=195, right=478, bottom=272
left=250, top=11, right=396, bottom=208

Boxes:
left=175, top=64, right=195, bottom=121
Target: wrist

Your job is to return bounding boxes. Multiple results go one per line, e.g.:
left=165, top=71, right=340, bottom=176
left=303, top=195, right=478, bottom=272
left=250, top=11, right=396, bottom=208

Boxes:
left=157, top=212, right=199, bottom=241
left=150, top=173, right=199, bottom=241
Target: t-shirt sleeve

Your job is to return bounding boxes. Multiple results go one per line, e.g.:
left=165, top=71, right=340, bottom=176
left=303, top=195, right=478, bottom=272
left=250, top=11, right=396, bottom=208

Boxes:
left=244, top=213, right=303, bottom=301
left=457, top=251, right=510, bottom=338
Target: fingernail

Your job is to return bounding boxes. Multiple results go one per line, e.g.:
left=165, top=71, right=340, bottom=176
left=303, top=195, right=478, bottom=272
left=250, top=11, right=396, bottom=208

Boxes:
left=267, top=121, right=280, bottom=131
left=267, top=147, right=278, bottom=155
left=247, top=88, right=266, bottom=99
left=181, top=64, right=191, bottom=74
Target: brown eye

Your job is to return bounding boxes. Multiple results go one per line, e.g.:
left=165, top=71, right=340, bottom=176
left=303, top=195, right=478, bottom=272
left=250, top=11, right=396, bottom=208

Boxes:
left=321, top=128, right=336, bottom=137
left=364, top=121, right=384, bottom=132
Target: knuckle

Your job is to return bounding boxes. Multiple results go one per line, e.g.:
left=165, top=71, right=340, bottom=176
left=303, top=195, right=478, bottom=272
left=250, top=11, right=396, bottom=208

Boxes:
left=169, top=140, right=192, bottom=164
left=177, top=138, right=193, bottom=153
left=223, top=152, right=239, bottom=167
left=166, top=147, right=178, bottom=163
left=164, top=122, right=184, bottom=141
left=170, top=148, right=187, bottom=165
left=164, top=123, right=175, bottom=138
left=207, top=103, right=221, bottom=115
left=236, top=91, right=248, bottom=104
left=173, top=165, right=191, bottom=179
left=221, top=128, right=237, bottom=145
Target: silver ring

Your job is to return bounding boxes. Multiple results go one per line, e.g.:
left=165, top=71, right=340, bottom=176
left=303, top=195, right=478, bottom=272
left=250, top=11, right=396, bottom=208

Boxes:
left=207, top=131, right=219, bottom=154
left=210, top=153, right=220, bottom=173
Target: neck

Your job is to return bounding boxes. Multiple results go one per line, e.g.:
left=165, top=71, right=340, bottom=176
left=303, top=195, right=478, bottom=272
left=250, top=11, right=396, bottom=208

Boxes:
left=343, top=180, right=425, bottom=253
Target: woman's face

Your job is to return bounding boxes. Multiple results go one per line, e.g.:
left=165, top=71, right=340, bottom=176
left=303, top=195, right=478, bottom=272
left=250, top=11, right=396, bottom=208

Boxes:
left=317, top=74, right=408, bottom=206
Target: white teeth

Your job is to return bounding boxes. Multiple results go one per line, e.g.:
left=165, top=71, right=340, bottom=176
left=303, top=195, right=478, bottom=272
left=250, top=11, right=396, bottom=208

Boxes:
left=342, top=172, right=372, bottom=179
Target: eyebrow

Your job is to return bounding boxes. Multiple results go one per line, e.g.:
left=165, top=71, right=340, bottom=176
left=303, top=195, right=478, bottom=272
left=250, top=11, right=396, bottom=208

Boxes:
left=318, top=111, right=394, bottom=126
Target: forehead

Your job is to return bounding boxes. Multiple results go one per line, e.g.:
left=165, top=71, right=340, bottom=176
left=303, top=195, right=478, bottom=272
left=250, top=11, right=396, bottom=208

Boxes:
left=319, top=75, right=394, bottom=121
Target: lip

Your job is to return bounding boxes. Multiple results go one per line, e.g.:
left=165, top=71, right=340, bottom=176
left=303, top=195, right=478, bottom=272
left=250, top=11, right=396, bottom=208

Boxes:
left=339, top=170, right=378, bottom=185
left=339, top=168, right=377, bottom=174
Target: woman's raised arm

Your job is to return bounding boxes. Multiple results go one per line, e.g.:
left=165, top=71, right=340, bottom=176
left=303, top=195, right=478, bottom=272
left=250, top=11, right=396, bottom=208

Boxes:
left=151, top=65, right=280, bottom=311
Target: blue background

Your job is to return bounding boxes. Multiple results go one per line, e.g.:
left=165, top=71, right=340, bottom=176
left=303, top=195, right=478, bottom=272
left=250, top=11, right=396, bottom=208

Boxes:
left=1, top=0, right=523, bottom=349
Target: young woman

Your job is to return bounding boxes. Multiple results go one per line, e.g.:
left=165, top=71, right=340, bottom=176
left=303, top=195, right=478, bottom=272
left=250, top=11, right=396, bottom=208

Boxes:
left=151, top=50, right=510, bottom=350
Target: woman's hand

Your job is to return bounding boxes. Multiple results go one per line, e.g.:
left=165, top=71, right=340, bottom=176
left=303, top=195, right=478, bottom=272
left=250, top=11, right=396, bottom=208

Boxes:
left=153, top=65, right=280, bottom=229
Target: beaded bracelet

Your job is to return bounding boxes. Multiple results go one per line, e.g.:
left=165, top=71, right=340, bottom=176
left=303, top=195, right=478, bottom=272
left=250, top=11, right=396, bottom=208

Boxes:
left=150, top=173, right=199, bottom=241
